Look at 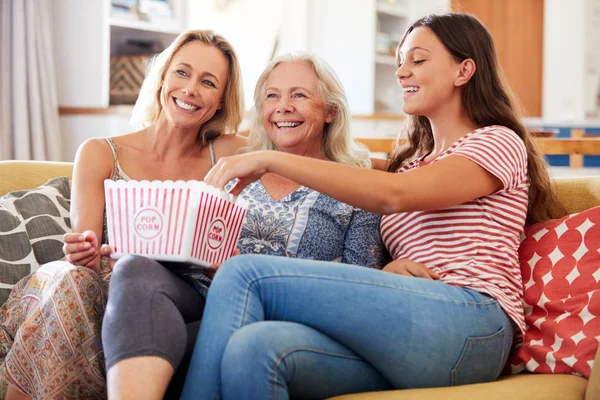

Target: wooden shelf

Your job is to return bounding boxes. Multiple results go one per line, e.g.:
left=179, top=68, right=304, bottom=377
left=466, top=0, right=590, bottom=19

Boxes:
left=355, top=137, right=600, bottom=157
left=59, top=105, right=134, bottom=116
left=109, top=16, right=182, bottom=34
left=535, top=138, right=600, bottom=155
left=352, top=113, right=404, bottom=120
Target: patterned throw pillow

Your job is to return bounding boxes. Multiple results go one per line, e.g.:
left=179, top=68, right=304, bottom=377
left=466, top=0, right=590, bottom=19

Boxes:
left=511, top=205, right=600, bottom=378
left=0, top=177, right=71, bottom=305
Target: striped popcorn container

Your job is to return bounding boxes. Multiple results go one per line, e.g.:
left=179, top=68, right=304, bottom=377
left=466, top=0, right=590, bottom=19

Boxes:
left=104, top=180, right=248, bottom=267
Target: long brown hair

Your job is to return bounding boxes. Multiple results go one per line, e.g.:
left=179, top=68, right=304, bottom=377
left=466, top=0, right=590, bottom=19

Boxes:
left=387, top=13, right=564, bottom=224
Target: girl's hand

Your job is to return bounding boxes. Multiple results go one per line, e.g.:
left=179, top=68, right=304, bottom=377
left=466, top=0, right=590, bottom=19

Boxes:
left=205, top=151, right=274, bottom=196
left=383, top=259, right=440, bottom=280
left=63, top=230, right=99, bottom=272
left=204, top=249, right=240, bottom=279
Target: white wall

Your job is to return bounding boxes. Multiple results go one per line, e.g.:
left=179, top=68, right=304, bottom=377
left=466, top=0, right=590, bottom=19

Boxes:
left=307, top=0, right=376, bottom=114
left=60, top=114, right=131, bottom=161
left=277, top=0, right=310, bottom=55
left=52, top=0, right=110, bottom=107
left=187, top=0, right=282, bottom=110
left=543, top=0, right=586, bottom=121
left=584, top=0, right=600, bottom=118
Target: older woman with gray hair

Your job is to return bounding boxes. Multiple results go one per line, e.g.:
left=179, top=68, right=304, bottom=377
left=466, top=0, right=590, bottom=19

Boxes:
left=100, top=51, right=387, bottom=400
left=233, top=52, right=382, bottom=263
left=179, top=52, right=388, bottom=400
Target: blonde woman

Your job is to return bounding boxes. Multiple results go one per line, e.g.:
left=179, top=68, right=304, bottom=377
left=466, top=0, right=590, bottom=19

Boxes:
left=1, top=29, right=245, bottom=400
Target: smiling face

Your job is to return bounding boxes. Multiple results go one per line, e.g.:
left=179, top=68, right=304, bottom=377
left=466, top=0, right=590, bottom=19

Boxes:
left=160, top=40, right=229, bottom=130
left=396, top=26, right=463, bottom=117
left=262, top=61, right=334, bottom=156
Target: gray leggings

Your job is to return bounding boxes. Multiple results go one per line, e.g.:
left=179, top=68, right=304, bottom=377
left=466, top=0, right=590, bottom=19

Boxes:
left=102, top=255, right=206, bottom=371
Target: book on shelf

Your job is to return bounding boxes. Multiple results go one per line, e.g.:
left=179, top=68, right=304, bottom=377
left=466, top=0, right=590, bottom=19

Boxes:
left=111, top=0, right=139, bottom=20
left=138, top=0, right=175, bottom=23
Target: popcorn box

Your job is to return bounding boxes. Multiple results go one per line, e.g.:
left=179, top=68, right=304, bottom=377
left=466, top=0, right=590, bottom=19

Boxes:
left=104, top=180, right=247, bottom=267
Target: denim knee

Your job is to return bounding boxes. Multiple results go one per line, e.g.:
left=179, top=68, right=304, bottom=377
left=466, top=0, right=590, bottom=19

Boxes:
left=217, top=254, right=254, bottom=276
left=212, top=254, right=257, bottom=289
left=222, top=323, right=272, bottom=362
left=221, top=323, right=284, bottom=385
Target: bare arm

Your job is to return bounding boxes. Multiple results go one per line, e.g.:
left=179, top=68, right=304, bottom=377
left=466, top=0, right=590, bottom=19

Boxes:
left=370, top=157, right=389, bottom=171
left=213, top=134, right=249, bottom=158
left=205, top=151, right=501, bottom=215
left=66, top=139, right=114, bottom=272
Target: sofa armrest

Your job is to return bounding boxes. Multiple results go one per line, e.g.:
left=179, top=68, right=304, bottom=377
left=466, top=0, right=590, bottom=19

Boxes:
left=586, top=345, right=600, bottom=400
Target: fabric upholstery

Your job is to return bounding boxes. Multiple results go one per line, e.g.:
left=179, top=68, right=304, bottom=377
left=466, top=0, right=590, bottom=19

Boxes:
left=0, top=176, right=71, bottom=304
left=328, top=373, right=587, bottom=400
left=0, top=161, right=73, bottom=197
left=553, top=176, right=600, bottom=216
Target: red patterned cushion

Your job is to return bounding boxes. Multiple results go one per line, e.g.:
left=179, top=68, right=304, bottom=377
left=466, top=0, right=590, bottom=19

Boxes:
left=511, top=205, right=600, bottom=378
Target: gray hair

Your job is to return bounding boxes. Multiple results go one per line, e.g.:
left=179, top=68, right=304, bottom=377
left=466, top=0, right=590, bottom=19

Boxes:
left=243, top=52, right=370, bottom=168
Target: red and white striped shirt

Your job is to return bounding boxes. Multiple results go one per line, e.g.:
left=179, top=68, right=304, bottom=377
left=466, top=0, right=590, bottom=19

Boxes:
left=381, top=126, right=529, bottom=334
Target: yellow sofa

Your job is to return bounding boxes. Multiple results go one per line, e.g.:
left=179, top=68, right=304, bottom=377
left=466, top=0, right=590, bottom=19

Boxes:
left=1, top=160, right=600, bottom=400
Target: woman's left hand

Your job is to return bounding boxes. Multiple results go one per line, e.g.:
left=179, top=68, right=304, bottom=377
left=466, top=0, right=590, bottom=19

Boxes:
left=205, top=151, right=274, bottom=195
left=383, top=259, right=440, bottom=279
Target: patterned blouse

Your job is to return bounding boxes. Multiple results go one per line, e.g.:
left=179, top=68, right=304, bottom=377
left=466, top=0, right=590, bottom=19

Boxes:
left=237, top=180, right=386, bottom=268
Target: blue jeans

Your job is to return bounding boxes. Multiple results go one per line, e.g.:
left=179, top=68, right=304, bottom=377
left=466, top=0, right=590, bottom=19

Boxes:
left=180, top=254, right=514, bottom=400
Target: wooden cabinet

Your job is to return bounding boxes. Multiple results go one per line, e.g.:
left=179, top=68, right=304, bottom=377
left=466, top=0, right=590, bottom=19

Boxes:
left=451, top=0, right=544, bottom=117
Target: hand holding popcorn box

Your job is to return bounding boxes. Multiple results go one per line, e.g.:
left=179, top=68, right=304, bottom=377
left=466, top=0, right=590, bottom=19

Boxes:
left=104, top=180, right=247, bottom=267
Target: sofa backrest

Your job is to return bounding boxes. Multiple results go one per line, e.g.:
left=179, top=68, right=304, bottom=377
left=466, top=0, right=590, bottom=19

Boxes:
left=0, top=161, right=74, bottom=196
left=1, top=160, right=599, bottom=217
left=553, top=175, right=600, bottom=216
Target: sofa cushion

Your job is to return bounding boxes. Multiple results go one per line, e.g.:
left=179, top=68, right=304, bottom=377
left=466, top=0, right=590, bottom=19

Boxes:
left=327, top=340, right=596, bottom=400
left=0, top=176, right=71, bottom=305
left=511, top=205, right=600, bottom=378
left=327, top=373, right=587, bottom=400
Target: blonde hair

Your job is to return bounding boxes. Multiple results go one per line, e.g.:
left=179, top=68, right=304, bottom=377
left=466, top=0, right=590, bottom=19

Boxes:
left=130, top=29, right=244, bottom=146
left=243, top=53, right=370, bottom=168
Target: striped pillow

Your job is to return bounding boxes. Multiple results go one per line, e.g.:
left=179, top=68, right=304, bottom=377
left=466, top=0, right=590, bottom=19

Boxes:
left=0, top=177, right=71, bottom=305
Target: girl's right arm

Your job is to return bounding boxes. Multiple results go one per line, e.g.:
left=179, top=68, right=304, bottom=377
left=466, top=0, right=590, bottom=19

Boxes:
left=62, top=139, right=114, bottom=272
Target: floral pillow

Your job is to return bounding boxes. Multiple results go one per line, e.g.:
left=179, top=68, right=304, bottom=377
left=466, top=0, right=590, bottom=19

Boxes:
left=0, top=177, right=71, bottom=305
left=511, top=205, right=600, bottom=378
